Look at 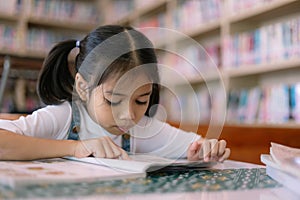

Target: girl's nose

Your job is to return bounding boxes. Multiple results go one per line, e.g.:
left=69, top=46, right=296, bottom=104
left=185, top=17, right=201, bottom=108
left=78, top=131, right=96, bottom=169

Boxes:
left=119, top=104, right=135, bottom=121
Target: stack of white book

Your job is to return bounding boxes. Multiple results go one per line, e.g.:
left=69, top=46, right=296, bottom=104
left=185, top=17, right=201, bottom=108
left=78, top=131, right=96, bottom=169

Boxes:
left=261, top=142, right=300, bottom=195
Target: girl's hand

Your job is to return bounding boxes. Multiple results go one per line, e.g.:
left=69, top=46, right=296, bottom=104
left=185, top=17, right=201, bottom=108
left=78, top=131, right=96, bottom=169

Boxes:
left=73, top=136, right=130, bottom=160
left=187, top=138, right=230, bottom=162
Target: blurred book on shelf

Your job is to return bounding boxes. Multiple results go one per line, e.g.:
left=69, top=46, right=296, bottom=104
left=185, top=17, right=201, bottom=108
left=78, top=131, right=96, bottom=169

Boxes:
left=0, top=0, right=21, bottom=15
left=173, top=0, right=220, bottom=32
left=0, top=78, right=42, bottom=114
left=29, top=0, right=99, bottom=24
left=229, top=0, right=278, bottom=15
left=226, top=83, right=300, bottom=124
left=0, top=25, right=19, bottom=52
left=223, top=16, right=300, bottom=69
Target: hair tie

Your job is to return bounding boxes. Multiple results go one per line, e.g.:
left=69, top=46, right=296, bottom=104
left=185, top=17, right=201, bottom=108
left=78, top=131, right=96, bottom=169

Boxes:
left=76, top=40, right=80, bottom=48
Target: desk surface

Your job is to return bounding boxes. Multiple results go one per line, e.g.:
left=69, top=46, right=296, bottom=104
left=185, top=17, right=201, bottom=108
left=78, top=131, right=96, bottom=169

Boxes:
left=0, top=160, right=298, bottom=200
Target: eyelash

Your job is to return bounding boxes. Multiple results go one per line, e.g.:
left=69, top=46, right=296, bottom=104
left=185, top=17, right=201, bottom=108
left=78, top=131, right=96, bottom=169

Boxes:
left=105, top=99, right=121, bottom=106
left=136, top=100, right=148, bottom=105
left=104, top=99, right=148, bottom=106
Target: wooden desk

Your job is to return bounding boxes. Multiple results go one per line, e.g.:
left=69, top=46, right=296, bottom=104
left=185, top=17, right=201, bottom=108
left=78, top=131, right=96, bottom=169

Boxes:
left=169, top=123, right=300, bottom=165
left=0, top=113, right=25, bottom=120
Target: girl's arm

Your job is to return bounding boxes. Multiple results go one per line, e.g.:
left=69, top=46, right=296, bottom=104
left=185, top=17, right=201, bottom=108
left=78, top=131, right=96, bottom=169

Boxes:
left=0, top=129, right=129, bottom=160
left=0, top=129, right=77, bottom=160
left=0, top=102, right=77, bottom=160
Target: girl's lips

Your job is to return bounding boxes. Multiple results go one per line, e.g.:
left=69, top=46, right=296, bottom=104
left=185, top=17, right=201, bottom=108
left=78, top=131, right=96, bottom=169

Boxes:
left=117, top=126, right=129, bottom=133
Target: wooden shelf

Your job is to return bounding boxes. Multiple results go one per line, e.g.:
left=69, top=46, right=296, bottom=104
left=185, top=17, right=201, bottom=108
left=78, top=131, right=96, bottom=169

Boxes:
left=229, top=0, right=300, bottom=25
left=0, top=49, right=22, bottom=57
left=225, top=58, right=300, bottom=78
left=134, top=0, right=167, bottom=17
left=0, top=55, right=43, bottom=70
left=24, top=50, right=48, bottom=59
left=181, top=20, right=221, bottom=38
left=167, top=58, right=300, bottom=86
left=155, top=20, right=220, bottom=49
left=0, top=13, right=19, bottom=22
left=169, top=121, right=300, bottom=130
left=27, top=17, right=96, bottom=32
left=170, top=57, right=300, bottom=88
left=225, top=122, right=300, bottom=129
left=169, top=72, right=222, bottom=86
left=1, top=49, right=46, bottom=60
left=0, top=113, right=26, bottom=120
left=109, top=0, right=167, bottom=25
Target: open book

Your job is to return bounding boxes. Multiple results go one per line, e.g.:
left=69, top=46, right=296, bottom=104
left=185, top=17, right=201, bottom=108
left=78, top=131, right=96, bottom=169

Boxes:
left=0, top=154, right=216, bottom=188
left=65, top=154, right=217, bottom=173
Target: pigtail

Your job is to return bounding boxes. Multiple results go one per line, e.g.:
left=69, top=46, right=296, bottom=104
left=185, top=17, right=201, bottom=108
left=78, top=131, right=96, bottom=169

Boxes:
left=38, top=40, right=77, bottom=105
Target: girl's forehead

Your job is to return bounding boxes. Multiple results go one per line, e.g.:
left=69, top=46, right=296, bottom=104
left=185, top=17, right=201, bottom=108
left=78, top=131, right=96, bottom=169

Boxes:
left=103, top=73, right=152, bottom=93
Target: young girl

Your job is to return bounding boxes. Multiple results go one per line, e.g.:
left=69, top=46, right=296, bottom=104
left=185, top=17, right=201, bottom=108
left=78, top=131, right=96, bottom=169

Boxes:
left=0, top=25, right=230, bottom=162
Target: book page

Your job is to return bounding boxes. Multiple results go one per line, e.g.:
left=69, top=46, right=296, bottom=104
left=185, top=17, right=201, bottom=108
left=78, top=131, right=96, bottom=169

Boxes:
left=65, top=155, right=173, bottom=173
left=65, top=154, right=217, bottom=173
left=0, top=158, right=144, bottom=188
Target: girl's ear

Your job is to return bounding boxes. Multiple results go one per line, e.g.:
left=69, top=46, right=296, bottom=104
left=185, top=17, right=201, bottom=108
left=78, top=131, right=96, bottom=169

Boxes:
left=75, top=73, right=89, bottom=101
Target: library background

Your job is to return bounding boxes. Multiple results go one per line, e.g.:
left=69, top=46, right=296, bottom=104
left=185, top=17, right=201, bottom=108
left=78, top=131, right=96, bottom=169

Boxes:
left=0, top=0, right=300, bottom=164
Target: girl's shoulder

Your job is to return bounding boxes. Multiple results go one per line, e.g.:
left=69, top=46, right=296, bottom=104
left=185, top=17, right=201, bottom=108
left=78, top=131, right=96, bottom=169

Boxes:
left=0, top=101, right=73, bottom=139
left=36, top=101, right=72, bottom=116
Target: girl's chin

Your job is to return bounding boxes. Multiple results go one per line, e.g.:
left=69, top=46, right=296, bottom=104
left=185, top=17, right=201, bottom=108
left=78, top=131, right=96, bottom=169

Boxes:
left=106, top=127, right=127, bottom=135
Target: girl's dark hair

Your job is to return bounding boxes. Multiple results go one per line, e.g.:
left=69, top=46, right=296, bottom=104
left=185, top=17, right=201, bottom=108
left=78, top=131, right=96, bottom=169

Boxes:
left=38, top=25, right=160, bottom=116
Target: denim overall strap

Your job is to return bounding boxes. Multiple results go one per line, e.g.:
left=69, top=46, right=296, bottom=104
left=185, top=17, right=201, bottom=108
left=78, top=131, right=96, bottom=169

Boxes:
left=67, top=102, right=81, bottom=140
left=122, top=133, right=131, bottom=152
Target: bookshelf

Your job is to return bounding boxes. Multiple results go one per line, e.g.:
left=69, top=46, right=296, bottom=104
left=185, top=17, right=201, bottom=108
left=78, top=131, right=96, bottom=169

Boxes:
left=0, top=0, right=101, bottom=58
left=103, top=0, right=300, bottom=128
left=0, top=0, right=102, bottom=113
left=101, top=0, right=300, bottom=163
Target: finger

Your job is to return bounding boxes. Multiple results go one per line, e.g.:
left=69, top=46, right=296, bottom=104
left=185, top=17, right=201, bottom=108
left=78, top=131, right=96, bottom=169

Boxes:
left=105, top=136, right=126, bottom=159
left=101, top=137, right=115, bottom=158
left=110, top=146, right=122, bottom=158
left=187, top=142, right=202, bottom=161
left=197, top=144, right=204, bottom=160
left=119, top=149, right=130, bottom=160
left=75, top=140, right=92, bottom=158
left=189, top=141, right=200, bottom=151
left=96, top=143, right=106, bottom=158
left=202, top=140, right=211, bottom=162
left=188, top=142, right=200, bottom=156
left=218, top=148, right=231, bottom=162
left=218, top=140, right=227, bottom=156
left=92, top=143, right=105, bottom=158
left=210, top=139, right=218, bottom=159
left=105, top=137, right=123, bottom=158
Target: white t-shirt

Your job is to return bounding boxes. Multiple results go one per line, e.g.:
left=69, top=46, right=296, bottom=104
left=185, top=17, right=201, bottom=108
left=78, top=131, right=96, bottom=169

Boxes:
left=0, top=101, right=201, bottom=158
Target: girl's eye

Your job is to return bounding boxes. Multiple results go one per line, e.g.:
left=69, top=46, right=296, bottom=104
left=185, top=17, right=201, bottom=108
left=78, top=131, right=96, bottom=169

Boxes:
left=105, top=98, right=121, bottom=106
left=136, top=100, right=148, bottom=105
